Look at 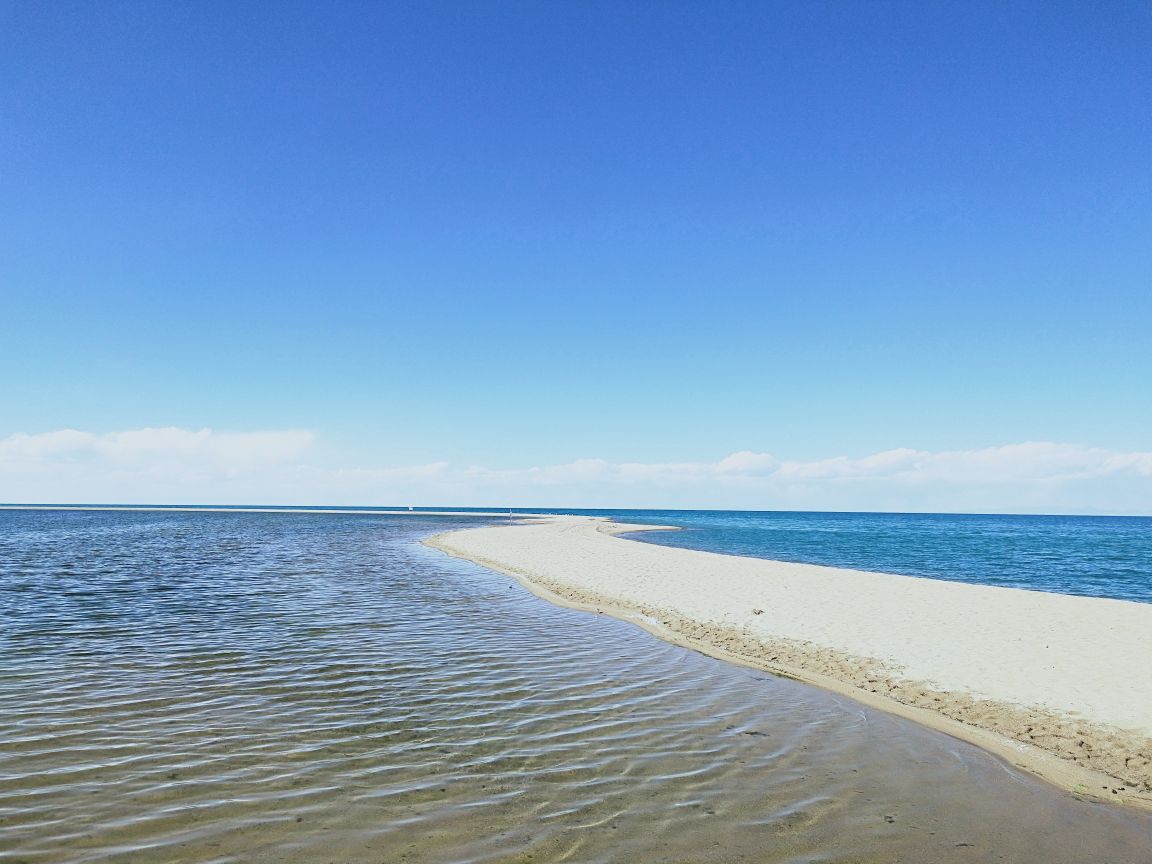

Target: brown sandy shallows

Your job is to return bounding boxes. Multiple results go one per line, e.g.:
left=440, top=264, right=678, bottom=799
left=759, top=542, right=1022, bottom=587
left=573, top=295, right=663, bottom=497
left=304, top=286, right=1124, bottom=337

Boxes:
left=426, top=515, right=1152, bottom=810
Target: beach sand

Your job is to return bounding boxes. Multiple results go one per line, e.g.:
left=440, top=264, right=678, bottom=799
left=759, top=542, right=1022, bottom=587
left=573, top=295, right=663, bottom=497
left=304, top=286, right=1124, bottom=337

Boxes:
left=427, top=515, right=1152, bottom=808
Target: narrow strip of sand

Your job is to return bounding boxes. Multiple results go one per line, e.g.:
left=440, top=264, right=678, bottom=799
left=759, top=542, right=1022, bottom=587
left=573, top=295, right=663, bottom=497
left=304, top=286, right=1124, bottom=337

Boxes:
left=427, top=515, right=1152, bottom=809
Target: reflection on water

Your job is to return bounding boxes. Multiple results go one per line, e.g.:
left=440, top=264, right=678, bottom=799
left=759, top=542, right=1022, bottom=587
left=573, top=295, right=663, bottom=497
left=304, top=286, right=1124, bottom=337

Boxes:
left=1, top=510, right=1149, bottom=863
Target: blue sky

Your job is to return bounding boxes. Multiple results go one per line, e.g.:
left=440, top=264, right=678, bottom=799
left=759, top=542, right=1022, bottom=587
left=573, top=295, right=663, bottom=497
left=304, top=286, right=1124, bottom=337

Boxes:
left=2, top=2, right=1150, bottom=510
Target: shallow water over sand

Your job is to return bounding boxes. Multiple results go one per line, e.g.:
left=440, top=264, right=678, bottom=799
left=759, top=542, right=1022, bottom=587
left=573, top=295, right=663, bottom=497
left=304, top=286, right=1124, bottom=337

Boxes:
left=2, top=511, right=1150, bottom=863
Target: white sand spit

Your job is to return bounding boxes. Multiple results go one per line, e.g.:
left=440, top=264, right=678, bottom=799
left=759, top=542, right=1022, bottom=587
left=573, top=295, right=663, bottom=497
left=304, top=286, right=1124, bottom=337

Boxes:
left=427, top=515, right=1152, bottom=808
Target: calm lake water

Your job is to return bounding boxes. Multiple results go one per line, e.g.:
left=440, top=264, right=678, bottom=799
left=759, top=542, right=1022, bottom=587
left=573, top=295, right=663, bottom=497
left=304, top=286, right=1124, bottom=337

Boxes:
left=2, top=509, right=1150, bottom=863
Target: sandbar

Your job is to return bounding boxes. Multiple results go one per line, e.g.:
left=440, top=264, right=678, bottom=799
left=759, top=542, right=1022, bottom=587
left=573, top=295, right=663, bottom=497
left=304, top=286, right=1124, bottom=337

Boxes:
left=427, top=515, right=1152, bottom=808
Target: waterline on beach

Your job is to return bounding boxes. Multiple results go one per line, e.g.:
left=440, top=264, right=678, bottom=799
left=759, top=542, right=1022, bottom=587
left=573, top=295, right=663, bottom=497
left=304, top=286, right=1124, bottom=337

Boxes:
left=428, top=516, right=1152, bottom=806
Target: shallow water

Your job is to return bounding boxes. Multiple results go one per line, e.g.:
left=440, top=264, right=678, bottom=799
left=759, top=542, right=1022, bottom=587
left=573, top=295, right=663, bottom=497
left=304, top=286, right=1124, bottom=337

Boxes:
left=1, top=510, right=1150, bottom=863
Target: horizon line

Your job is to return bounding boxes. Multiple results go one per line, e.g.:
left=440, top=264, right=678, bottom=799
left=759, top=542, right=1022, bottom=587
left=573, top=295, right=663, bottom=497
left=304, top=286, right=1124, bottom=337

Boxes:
left=2, top=504, right=1149, bottom=520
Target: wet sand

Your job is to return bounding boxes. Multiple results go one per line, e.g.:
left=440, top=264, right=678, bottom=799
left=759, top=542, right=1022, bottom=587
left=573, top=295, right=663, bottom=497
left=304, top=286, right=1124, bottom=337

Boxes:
left=427, top=515, right=1152, bottom=807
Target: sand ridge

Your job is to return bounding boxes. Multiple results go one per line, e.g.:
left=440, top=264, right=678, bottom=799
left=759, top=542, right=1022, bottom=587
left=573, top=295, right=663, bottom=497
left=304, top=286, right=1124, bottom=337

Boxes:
left=426, top=515, right=1152, bottom=809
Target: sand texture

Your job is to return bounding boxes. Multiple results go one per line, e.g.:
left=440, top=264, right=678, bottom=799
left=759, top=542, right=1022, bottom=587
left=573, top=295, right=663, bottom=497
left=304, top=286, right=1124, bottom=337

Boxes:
left=427, top=516, right=1152, bottom=808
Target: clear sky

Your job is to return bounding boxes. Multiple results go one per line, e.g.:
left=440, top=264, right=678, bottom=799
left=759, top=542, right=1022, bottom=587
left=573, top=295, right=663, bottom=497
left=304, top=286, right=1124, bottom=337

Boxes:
left=2, top=1, right=1150, bottom=511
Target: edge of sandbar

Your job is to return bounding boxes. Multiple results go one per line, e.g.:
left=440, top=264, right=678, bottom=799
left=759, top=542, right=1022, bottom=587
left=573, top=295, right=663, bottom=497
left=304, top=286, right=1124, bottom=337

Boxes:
left=424, top=516, right=1152, bottom=811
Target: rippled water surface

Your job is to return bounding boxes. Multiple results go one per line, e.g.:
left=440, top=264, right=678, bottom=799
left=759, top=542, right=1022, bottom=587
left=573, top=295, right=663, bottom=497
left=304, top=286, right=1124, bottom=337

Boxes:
left=2, top=510, right=1150, bottom=863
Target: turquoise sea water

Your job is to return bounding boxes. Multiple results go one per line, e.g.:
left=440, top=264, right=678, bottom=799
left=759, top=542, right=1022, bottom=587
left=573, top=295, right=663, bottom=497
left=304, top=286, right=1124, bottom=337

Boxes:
left=522, top=509, right=1152, bottom=604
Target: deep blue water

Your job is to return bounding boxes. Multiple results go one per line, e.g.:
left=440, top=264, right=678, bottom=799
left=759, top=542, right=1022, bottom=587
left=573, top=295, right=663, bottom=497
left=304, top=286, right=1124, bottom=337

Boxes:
left=363, top=506, right=1150, bottom=604
left=539, top=509, right=1152, bottom=604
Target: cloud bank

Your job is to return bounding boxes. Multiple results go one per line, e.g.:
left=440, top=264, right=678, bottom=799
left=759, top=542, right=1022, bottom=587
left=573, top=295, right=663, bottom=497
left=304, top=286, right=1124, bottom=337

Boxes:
left=2, top=428, right=1151, bottom=514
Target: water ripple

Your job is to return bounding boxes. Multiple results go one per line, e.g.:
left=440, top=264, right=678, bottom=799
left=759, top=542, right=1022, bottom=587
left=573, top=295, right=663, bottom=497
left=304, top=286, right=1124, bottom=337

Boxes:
left=1, top=510, right=1150, bottom=863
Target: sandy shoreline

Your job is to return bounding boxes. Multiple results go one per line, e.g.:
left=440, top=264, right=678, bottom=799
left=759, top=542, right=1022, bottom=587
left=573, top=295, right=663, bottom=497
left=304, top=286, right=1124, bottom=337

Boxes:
left=426, top=515, right=1152, bottom=809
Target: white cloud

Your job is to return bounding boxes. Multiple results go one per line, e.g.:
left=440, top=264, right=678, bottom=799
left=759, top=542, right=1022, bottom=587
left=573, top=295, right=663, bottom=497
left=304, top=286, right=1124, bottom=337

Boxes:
left=717, top=450, right=780, bottom=475
left=774, top=442, right=1152, bottom=487
left=0, top=428, right=315, bottom=504
left=1, top=428, right=1151, bottom=514
left=0, top=427, right=313, bottom=467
